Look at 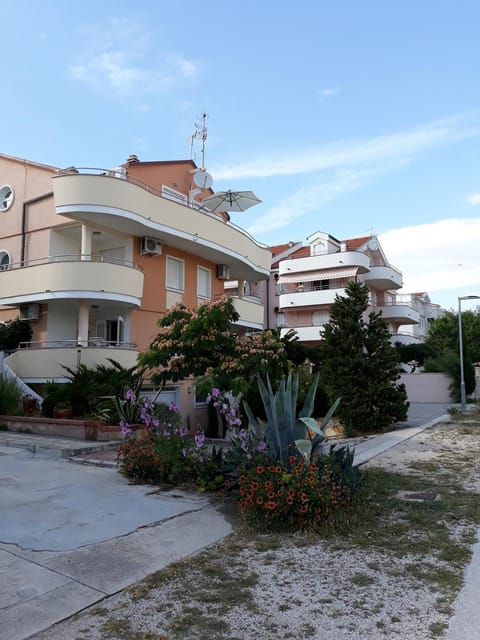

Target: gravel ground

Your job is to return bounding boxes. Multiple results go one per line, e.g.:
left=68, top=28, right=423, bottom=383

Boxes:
left=34, top=419, right=480, bottom=640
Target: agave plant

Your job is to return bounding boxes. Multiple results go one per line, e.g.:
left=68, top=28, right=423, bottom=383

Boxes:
left=244, top=372, right=339, bottom=468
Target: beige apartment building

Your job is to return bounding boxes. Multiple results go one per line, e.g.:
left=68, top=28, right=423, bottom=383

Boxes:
left=265, top=230, right=423, bottom=344
left=0, top=153, right=270, bottom=425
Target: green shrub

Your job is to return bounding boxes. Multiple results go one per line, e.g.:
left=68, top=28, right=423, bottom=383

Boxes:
left=116, top=427, right=224, bottom=491
left=424, top=350, right=475, bottom=401
left=0, top=374, right=22, bottom=415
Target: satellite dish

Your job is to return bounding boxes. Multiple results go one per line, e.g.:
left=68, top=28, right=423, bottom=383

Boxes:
left=367, top=238, right=378, bottom=251
left=193, top=170, right=213, bottom=190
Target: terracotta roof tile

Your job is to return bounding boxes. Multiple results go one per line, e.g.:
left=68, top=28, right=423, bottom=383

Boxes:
left=343, top=236, right=371, bottom=250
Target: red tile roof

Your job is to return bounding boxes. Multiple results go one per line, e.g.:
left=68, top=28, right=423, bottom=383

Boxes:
left=343, top=236, right=370, bottom=250
left=269, top=243, right=293, bottom=257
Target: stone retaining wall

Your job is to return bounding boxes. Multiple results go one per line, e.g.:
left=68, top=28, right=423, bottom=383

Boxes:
left=0, top=415, right=122, bottom=441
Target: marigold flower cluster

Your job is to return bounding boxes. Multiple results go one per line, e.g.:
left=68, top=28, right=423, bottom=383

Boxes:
left=238, top=454, right=352, bottom=530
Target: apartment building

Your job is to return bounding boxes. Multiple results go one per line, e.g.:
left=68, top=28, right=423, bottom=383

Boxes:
left=267, top=230, right=421, bottom=344
left=0, top=153, right=271, bottom=425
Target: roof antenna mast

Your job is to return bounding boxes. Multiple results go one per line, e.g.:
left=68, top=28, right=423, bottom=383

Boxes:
left=189, top=112, right=208, bottom=169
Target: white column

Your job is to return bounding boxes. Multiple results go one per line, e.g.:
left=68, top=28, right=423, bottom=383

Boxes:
left=77, top=303, right=89, bottom=347
left=238, top=279, right=245, bottom=299
left=81, top=224, right=92, bottom=260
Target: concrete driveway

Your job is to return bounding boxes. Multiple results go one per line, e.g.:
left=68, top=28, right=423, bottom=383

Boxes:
left=0, top=444, right=232, bottom=640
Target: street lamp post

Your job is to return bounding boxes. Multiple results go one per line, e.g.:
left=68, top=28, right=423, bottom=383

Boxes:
left=458, top=295, right=480, bottom=412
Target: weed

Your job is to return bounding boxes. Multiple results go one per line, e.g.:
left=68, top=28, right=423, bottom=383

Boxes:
left=351, top=572, right=375, bottom=587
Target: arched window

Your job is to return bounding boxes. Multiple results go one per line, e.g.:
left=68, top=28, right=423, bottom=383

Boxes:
left=0, top=186, right=14, bottom=212
left=0, top=251, right=11, bottom=270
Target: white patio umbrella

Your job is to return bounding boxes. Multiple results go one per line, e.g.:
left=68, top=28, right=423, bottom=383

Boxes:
left=199, top=190, right=262, bottom=213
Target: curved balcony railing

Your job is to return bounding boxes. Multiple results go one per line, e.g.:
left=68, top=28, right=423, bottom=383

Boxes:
left=6, top=342, right=139, bottom=381
left=19, top=339, right=137, bottom=349
left=55, top=167, right=269, bottom=250
left=2, top=254, right=143, bottom=271
left=0, top=255, right=144, bottom=306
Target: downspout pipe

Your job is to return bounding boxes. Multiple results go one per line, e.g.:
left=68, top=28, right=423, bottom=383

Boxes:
left=21, top=192, right=53, bottom=264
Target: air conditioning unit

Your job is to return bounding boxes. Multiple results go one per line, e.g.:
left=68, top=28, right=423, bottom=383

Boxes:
left=216, top=264, right=230, bottom=280
left=140, top=236, right=162, bottom=256
left=19, top=303, right=40, bottom=321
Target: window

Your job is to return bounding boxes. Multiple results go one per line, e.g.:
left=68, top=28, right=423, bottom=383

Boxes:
left=197, top=266, right=211, bottom=299
left=194, top=385, right=209, bottom=407
left=312, top=311, right=329, bottom=326
left=166, top=256, right=184, bottom=291
left=0, top=186, right=14, bottom=212
left=0, top=251, right=11, bottom=270
left=276, top=313, right=286, bottom=327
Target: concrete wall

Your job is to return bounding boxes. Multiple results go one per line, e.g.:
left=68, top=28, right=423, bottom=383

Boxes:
left=399, top=372, right=452, bottom=403
left=0, top=416, right=120, bottom=441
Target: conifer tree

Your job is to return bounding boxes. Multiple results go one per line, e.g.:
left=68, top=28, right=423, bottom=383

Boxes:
left=320, top=281, right=408, bottom=435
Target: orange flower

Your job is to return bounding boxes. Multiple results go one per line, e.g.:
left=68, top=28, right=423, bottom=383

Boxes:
left=256, top=496, right=264, bottom=505
left=268, top=491, right=275, bottom=499
left=265, top=481, right=273, bottom=489
left=300, top=505, right=308, bottom=513
left=277, top=488, right=284, bottom=496
left=250, top=482, right=259, bottom=491
left=300, top=492, right=308, bottom=502
left=239, top=475, right=246, bottom=483
left=266, top=501, right=277, bottom=510
left=287, top=497, right=294, bottom=505
left=256, top=466, right=264, bottom=474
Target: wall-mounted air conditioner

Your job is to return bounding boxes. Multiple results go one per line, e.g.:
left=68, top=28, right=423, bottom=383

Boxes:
left=216, top=264, right=230, bottom=280
left=140, top=237, right=162, bottom=256
left=19, top=303, right=40, bottom=321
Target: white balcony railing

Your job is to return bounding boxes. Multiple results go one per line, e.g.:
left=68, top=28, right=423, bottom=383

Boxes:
left=5, top=344, right=139, bottom=382
left=53, top=171, right=271, bottom=282
left=0, top=255, right=144, bottom=306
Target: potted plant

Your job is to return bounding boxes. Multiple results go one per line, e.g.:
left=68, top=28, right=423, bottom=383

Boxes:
left=53, top=400, right=73, bottom=420
left=22, top=395, right=38, bottom=417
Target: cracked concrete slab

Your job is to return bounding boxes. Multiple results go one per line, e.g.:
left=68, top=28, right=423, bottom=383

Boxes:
left=0, top=444, right=232, bottom=640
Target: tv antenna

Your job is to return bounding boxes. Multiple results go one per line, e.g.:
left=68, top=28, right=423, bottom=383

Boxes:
left=189, top=112, right=208, bottom=169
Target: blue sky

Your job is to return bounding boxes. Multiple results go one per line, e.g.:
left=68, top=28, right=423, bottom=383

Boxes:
left=2, top=0, right=480, bottom=311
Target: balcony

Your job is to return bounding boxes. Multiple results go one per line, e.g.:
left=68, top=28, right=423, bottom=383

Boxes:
left=362, top=265, right=403, bottom=290
left=376, top=304, right=421, bottom=325
left=229, top=295, right=264, bottom=330
left=0, top=255, right=144, bottom=307
left=280, top=325, right=325, bottom=342
left=279, top=251, right=370, bottom=276
left=390, top=333, right=422, bottom=345
left=5, top=341, right=139, bottom=383
left=279, top=288, right=346, bottom=309
left=53, top=171, right=271, bottom=282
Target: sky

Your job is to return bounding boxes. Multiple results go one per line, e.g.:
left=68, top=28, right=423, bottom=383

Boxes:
left=2, top=0, right=480, bottom=311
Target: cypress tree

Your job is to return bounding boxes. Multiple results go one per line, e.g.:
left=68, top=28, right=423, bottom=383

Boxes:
left=321, top=281, right=409, bottom=435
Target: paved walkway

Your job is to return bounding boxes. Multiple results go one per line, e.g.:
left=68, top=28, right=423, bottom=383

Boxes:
left=0, top=402, right=476, bottom=640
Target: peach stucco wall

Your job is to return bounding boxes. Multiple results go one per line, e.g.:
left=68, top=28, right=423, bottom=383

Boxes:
left=132, top=240, right=224, bottom=352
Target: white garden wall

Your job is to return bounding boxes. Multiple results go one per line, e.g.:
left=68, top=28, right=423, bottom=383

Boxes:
left=399, top=373, right=452, bottom=403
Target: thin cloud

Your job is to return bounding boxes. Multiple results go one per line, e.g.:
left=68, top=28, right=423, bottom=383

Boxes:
left=69, top=18, right=199, bottom=97
left=467, top=193, right=480, bottom=205
left=213, top=114, right=480, bottom=180
left=248, top=160, right=408, bottom=236
left=320, top=87, right=340, bottom=97
left=379, top=218, right=480, bottom=294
